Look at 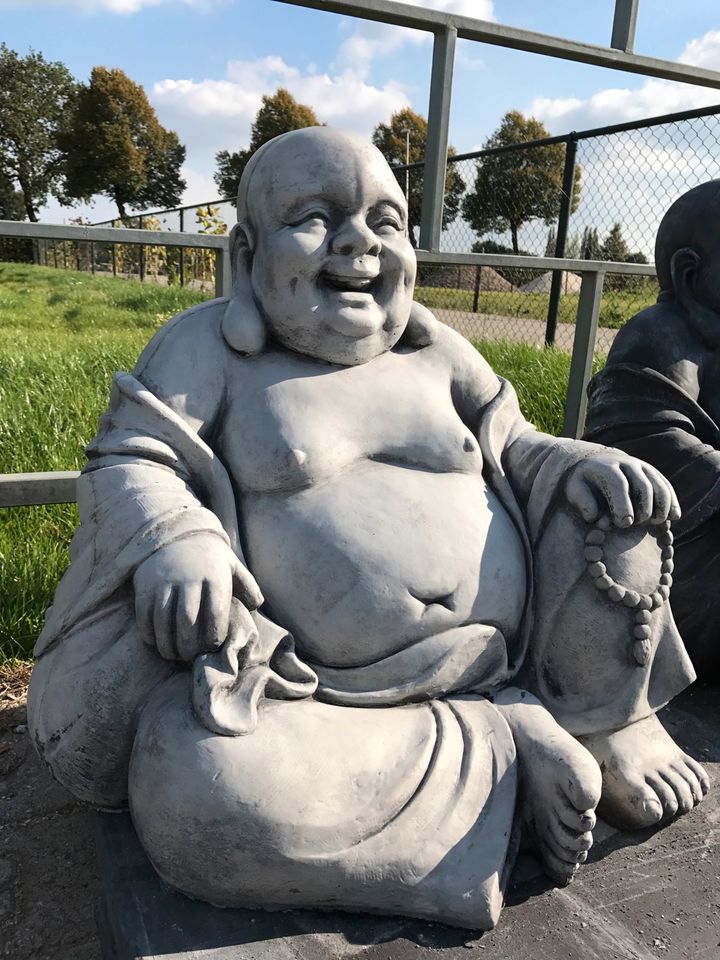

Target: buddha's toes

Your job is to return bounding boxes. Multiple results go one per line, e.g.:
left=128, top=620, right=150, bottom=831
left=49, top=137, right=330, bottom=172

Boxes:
left=579, top=713, right=710, bottom=831
left=491, top=688, right=602, bottom=885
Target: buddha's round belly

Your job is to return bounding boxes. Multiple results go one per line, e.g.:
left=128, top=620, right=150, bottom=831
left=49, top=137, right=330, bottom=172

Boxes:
left=242, top=462, right=527, bottom=668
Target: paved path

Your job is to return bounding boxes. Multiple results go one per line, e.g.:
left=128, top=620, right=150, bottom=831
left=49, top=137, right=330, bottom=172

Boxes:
left=434, top=309, right=619, bottom=353
left=2, top=683, right=717, bottom=960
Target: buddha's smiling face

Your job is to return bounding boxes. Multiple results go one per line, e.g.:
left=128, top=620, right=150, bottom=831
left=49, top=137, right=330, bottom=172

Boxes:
left=247, top=130, right=416, bottom=365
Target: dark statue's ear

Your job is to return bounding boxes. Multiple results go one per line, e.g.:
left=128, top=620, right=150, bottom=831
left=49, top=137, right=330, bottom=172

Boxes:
left=402, top=300, right=439, bottom=348
left=669, top=247, right=701, bottom=305
left=221, top=222, right=267, bottom=357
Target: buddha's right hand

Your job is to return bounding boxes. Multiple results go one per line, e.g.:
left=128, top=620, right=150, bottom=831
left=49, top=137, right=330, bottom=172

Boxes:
left=133, top=535, right=264, bottom=662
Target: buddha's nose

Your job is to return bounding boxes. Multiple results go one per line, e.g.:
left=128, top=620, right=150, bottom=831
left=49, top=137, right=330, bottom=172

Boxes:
left=331, top=219, right=381, bottom=258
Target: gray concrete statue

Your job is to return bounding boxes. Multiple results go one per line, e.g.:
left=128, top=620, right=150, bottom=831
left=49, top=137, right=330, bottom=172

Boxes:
left=585, top=181, right=720, bottom=681
left=28, top=129, right=709, bottom=932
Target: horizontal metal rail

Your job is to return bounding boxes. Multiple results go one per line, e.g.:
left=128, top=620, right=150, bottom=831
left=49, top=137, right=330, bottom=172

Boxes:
left=394, top=102, right=720, bottom=170
left=414, top=250, right=656, bottom=276
left=0, top=220, right=227, bottom=250
left=0, top=233, right=657, bottom=506
left=277, top=0, right=720, bottom=89
left=0, top=220, right=233, bottom=299
left=92, top=197, right=235, bottom=228
left=0, top=471, right=79, bottom=508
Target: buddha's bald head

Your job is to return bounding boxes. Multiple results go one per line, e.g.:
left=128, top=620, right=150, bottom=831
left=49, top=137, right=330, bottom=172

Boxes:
left=236, top=126, right=407, bottom=236
left=655, top=181, right=720, bottom=291
left=230, top=126, right=416, bottom=366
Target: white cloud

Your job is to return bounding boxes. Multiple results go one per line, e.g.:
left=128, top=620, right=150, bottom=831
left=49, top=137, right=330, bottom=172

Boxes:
left=529, top=30, right=720, bottom=131
left=152, top=55, right=410, bottom=166
left=334, top=0, right=494, bottom=80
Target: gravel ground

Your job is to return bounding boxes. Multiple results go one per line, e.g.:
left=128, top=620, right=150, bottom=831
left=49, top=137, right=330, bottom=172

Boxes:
left=1, top=666, right=717, bottom=960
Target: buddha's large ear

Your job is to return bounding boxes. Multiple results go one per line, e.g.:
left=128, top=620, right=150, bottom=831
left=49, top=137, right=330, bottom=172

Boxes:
left=221, top=222, right=267, bottom=357
left=402, top=300, right=440, bottom=348
left=670, top=247, right=701, bottom=308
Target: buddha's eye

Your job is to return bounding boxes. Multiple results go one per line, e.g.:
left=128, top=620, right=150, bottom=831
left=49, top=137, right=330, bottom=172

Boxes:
left=288, top=209, right=329, bottom=227
left=372, top=215, right=403, bottom=234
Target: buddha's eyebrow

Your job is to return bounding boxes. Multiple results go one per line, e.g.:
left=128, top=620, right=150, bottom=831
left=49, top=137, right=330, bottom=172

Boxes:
left=372, top=199, right=405, bottom=219
left=282, top=195, right=327, bottom=220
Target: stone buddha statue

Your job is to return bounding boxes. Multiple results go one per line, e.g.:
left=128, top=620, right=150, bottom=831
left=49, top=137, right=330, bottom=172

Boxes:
left=28, top=129, right=708, bottom=931
left=585, top=181, right=720, bottom=681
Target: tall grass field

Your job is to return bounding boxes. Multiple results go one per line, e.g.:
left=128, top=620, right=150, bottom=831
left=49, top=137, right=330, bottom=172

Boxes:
left=1, top=263, right=601, bottom=662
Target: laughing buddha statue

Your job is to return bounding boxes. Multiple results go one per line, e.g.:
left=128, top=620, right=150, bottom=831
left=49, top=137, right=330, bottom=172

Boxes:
left=28, top=128, right=708, bottom=931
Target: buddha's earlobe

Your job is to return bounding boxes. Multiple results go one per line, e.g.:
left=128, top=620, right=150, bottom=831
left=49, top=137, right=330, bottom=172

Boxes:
left=403, top=300, right=439, bottom=347
left=669, top=247, right=701, bottom=307
left=221, top=222, right=267, bottom=357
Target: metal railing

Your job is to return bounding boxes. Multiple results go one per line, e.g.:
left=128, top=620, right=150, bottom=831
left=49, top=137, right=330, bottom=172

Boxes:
left=0, top=217, right=654, bottom=508
left=22, top=103, right=716, bottom=356
left=277, top=0, right=720, bottom=254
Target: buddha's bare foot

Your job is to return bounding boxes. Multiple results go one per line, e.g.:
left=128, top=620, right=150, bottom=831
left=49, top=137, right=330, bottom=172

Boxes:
left=493, top=689, right=602, bottom=886
left=579, top=713, right=710, bottom=831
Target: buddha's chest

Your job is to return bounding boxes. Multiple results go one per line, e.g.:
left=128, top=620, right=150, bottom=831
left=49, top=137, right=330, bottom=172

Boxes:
left=218, top=350, right=483, bottom=493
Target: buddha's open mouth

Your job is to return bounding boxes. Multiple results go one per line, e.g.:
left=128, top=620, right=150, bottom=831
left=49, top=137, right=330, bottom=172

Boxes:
left=320, top=272, right=379, bottom=296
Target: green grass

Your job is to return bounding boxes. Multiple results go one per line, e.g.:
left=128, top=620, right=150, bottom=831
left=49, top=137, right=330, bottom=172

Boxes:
left=0, top=262, right=601, bottom=662
left=415, top=283, right=658, bottom=329
left=0, top=263, right=207, bottom=660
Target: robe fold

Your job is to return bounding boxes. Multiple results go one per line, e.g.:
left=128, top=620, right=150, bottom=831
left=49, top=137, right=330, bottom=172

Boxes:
left=27, top=334, right=694, bottom=929
left=585, top=360, right=720, bottom=676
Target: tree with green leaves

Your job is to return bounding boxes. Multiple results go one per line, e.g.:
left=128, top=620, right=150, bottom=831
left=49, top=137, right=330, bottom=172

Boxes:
left=544, top=226, right=557, bottom=257
left=372, top=107, right=465, bottom=247
left=0, top=170, right=25, bottom=221
left=0, top=44, right=77, bottom=222
left=215, top=88, right=321, bottom=202
left=581, top=226, right=601, bottom=260
left=0, top=170, right=33, bottom=262
left=463, top=111, right=581, bottom=254
left=600, top=222, right=630, bottom=262
left=62, top=67, right=186, bottom=221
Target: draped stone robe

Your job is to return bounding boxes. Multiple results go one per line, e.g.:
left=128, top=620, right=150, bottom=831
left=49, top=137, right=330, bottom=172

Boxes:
left=28, top=298, right=695, bottom=930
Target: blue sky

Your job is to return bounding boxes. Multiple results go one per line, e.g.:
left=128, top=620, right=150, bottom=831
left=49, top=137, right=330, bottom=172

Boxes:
left=2, top=0, right=720, bottom=225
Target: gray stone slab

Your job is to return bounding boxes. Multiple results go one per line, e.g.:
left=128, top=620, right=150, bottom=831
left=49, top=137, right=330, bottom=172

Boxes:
left=95, top=686, right=719, bottom=960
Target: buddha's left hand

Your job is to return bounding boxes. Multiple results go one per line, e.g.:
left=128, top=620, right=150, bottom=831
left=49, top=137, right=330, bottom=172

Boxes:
left=565, top=454, right=680, bottom=527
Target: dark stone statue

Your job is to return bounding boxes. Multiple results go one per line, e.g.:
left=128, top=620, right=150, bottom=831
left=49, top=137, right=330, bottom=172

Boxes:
left=584, top=181, right=720, bottom=680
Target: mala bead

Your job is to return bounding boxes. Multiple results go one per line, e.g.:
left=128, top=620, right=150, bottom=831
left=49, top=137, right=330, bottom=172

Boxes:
left=623, top=589, right=641, bottom=608
left=633, top=639, right=651, bottom=666
left=585, top=514, right=675, bottom=670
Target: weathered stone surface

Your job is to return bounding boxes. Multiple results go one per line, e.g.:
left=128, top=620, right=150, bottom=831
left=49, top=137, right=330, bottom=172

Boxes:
left=28, top=128, right=709, bottom=931
left=585, top=180, right=720, bottom=681
left=96, top=687, right=720, bottom=960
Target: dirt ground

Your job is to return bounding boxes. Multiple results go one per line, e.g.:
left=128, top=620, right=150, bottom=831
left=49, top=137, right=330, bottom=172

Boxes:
left=1, top=665, right=718, bottom=960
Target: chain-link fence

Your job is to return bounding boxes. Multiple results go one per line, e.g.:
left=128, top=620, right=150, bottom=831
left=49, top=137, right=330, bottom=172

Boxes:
left=30, top=103, right=720, bottom=355
left=402, top=103, right=720, bottom=352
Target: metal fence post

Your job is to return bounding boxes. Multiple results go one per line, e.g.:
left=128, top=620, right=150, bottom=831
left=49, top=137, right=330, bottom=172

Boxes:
left=214, top=244, right=232, bottom=299
left=139, top=214, right=145, bottom=282
left=611, top=0, right=639, bottom=52
left=418, top=25, right=456, bottom=252
left=545, top=136, right=577, bottom=346
left=472, top=265, right=481, bottom=313
left=179, top=208, right=185, bottom=287
left=562, top=270, right=605, bottom=438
